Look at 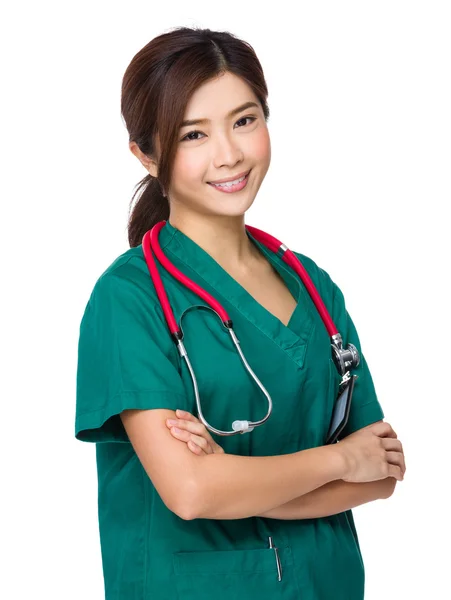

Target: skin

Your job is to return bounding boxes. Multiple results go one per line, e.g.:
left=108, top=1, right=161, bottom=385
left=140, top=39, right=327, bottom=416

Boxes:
left=129, top=70, right=272, bottom=275
left=167, top=409, right=226, bottom=456
left=164, top=412, right=406, bottom=519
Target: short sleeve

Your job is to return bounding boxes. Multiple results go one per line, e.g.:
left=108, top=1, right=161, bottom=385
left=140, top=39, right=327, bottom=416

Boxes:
left=329, top=280, right=385, bottom=437
left=75, top=271, right=193, bottom=443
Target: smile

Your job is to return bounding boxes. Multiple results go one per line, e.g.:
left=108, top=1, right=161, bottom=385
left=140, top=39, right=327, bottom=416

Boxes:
left=207, top=170, right=251, bottom=193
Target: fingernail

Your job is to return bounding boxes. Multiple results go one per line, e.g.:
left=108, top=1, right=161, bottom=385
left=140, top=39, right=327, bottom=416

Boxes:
left=173, top=427, right=180, bottom=433
left=176, top=409, right=185, bottom=415
left=167, top=419, right=177, bottom=425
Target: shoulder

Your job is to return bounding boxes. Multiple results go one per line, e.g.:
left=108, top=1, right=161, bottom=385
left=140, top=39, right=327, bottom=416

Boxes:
left=86, top=244, right=160, bottom=308
left=78, top=245, right=166, bottom=335
left=78, top=244, right=178, bottom=356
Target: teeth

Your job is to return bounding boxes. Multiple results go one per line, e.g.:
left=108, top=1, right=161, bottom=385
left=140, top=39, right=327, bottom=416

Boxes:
left=212, top=174, right=246, bottom=187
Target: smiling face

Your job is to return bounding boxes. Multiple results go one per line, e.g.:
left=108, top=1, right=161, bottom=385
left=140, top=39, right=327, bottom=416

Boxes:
left=164, top=71, right=271, bottom=220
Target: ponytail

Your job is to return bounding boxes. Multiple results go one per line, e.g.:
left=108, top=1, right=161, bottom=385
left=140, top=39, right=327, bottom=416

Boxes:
left=127, top=174, right=169, bottom=248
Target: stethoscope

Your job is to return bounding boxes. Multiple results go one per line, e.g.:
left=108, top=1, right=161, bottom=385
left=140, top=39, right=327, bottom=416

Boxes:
left=142, top=220, right=360, bottom=437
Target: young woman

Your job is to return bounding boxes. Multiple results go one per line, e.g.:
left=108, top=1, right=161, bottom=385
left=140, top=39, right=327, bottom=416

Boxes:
left=75, top=26, right=405, bottom=600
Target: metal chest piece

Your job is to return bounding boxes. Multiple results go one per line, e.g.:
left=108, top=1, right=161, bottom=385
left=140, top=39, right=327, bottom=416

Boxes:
left=331, top=333, right=360, bottom=376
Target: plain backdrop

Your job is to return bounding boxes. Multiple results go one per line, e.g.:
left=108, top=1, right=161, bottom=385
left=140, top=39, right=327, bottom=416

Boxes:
left=2, top=1, right=449, bottom=598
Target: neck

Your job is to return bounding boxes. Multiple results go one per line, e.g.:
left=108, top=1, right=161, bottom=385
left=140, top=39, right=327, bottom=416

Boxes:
left=168, top=211, right=262, bottom=273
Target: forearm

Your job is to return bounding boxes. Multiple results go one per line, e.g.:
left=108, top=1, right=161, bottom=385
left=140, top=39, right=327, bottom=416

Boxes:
left=257, top=477, right=395, bottom=520
left=189, top=445, right=347, bottom=520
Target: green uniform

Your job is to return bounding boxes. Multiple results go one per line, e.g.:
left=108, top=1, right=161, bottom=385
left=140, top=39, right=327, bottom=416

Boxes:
left=75, top=220, right=384, bottom=599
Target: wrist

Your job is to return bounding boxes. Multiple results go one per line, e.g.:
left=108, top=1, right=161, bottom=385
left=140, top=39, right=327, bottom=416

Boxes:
left=323, top=443, right=349, bottom=481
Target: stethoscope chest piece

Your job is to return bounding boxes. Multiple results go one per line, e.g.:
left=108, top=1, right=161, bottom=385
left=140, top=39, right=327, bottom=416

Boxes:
left=331, top=333, right=360, bottom=376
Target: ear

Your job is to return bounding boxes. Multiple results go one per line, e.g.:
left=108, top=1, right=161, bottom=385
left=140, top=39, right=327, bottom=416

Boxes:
left=129, top=141, right=159, bottom=178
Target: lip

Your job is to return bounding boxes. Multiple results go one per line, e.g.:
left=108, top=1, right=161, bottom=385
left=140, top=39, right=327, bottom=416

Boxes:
left=207, top=169, right=251, bottom=184
left=207, top=170, right=250, bottom=194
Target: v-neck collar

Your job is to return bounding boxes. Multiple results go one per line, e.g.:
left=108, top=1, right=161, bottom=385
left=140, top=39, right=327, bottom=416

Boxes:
left=157, top=220, right=315, bottom=367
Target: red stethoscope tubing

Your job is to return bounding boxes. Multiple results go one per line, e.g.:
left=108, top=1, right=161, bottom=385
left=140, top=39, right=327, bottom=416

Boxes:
left=142, top=220, right=338, bottom=338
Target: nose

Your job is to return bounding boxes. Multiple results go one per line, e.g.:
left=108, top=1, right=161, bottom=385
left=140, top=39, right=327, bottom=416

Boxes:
left=211, top=131, right=244, bottom=169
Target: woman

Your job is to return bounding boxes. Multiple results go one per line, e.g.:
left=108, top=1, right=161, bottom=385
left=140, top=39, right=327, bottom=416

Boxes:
left=75, top=26, right=405, bottom=600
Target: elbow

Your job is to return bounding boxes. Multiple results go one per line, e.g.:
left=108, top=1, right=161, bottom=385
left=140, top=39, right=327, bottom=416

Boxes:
left=173, top=477, right=202, bottom=521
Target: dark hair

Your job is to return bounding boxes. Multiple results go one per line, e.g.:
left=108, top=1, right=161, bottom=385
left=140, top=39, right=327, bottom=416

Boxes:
left=120, top=26, right=270, bottom=248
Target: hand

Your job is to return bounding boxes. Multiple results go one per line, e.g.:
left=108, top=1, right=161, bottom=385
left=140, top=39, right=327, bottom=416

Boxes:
left=337, top=421, right=406, bottom=483
left=166, top=409, right=225, bottom=455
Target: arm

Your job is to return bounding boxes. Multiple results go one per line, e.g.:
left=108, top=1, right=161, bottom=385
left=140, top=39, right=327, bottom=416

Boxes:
left=256, top=477, right=396, bottom=520
left=163, top=415, right=403, bottom=520
left=191, top=443, right=347, bottom=520
left=121, top=408, right=348, bottom=521
left=256, top=421, right=398, bottom=519
left=205, top=429, right=398, bottom=521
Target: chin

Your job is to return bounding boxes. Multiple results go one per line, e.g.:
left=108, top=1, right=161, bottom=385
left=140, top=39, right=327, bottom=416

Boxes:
left=207, top=199, right=256, bottom=219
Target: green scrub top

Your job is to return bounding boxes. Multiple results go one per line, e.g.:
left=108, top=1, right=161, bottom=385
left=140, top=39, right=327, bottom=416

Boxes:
left=75, top=220, right=385, bottom=600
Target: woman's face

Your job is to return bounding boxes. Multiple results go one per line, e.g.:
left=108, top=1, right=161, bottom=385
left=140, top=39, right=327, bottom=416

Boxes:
left=166, top=71, right=271, bottom=220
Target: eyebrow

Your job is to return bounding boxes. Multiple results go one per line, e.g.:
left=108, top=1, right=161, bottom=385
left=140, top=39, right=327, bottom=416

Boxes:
left=180, top=101, right=259, bottom=128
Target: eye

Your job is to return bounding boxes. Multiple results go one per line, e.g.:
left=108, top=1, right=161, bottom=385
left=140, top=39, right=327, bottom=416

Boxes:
left=235, top=116, right=256, bottom=128
left=181, top=130, right=205, bottom=142
left=180, top=115, right=257, bottom=142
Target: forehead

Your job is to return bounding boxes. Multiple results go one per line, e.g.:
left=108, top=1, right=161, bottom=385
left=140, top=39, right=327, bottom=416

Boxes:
left=183, top=72, right=259, bottom=122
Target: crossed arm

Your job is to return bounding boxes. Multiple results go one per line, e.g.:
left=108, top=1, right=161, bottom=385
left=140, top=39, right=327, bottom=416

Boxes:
left=257, top=475, right=395, bottom=519
left=262, top=420, right=396, bottom=520
left=166, top=414, right=396, bottom=520
left=259, top=420, right=396, bottom=519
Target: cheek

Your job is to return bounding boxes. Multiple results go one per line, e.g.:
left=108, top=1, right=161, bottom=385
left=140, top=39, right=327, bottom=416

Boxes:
left=248, top=127, right=271, bottom=164
left=172, top=153, right=207, bottom=190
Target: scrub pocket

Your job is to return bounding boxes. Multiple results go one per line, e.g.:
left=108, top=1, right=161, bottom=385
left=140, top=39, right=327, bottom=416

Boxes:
left=172, top=545, right=302, bottom=600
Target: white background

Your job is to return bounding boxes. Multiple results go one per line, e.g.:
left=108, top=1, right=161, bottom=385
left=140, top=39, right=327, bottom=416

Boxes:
left=2, top=1, right=449, bottom=598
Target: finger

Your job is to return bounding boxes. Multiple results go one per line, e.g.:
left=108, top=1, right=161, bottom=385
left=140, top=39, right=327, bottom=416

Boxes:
left=176, top=409, right=200, bottom=423
left=370, top=421, right=398, bottom=438
left=382, top=438, right=405, bottom=471
left=187, top=438, right=224, bottom=456
left=171, top=427, right=225, bottom=455
left=166, top=419, right=225, bottom=454
left=175, top=412, right=222, bottom=452
left=188, top=440, right=205, bottom=455
left=385, top=451, right=406, bottom=475
left=170, top=427, right=213, bottom=454
left=168, top=418, right=217, bottom=447
left=381, top=438, right=403, bottom=453
left=211, top=442, right=225, bottom=454
left=171, top=426, right=209, bottom=454
left=387, top=463, right=404, bottom=481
